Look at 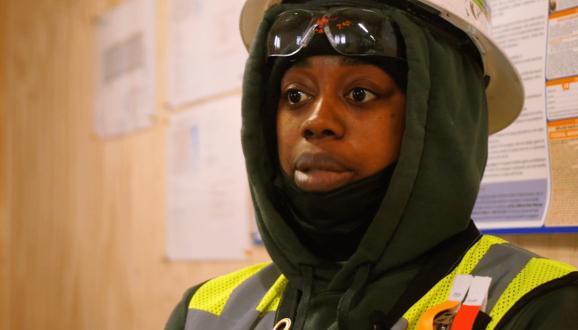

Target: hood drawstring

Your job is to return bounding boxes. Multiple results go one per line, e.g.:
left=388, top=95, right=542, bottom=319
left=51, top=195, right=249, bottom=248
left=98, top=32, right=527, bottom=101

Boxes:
left=292, top=265, right=314, bottom=330
left=337, top=264, right=372, bottom=330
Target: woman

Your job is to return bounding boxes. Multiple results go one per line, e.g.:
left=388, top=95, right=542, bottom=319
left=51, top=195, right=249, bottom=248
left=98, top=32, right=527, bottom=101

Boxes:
left=166, top=1, right=578, bottom=329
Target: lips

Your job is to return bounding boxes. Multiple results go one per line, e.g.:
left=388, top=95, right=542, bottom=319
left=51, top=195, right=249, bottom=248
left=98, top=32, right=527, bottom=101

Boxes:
left=293, top=153, right=355, bottom=192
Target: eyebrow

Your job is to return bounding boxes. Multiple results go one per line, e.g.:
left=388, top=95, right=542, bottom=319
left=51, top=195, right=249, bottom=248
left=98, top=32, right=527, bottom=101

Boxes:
left=290, top=58, right=312, bottom=68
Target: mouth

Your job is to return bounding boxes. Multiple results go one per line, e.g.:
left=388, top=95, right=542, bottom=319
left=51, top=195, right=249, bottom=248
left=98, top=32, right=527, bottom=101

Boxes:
left=293, top=153, right=355, bottom=192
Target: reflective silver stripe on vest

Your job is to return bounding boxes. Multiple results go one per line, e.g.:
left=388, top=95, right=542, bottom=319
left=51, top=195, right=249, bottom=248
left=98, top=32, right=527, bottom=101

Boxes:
left=185, top=264, right=281, bottom=330
left=470, top=243, right=535, bottom=313
left=391, top=317, right=409, bottom=330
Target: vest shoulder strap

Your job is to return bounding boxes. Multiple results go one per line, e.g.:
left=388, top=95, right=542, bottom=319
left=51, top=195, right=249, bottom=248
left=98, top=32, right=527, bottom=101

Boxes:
left=486, top=255, right=577, bottom=329
left=402, top=235, right=578, bottom=330
left=185, top=262, right=287, bottom=330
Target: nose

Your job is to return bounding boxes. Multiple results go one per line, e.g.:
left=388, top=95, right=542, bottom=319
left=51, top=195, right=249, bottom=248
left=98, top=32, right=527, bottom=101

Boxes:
left=301, top=97, right=345, bottom=140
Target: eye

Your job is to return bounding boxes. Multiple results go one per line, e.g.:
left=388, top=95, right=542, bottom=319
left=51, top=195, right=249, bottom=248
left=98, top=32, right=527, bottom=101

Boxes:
left=346, top=87, right=377, bottom=103
left=286, top=88, right=311, bottom=105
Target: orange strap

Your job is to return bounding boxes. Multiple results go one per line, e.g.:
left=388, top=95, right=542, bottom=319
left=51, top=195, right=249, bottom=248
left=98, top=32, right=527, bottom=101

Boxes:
left=452, top=304, right=481, bottom=330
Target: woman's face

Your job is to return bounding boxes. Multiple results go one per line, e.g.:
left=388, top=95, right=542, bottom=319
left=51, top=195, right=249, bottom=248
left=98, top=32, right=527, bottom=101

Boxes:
left=277, top=55, right=406, bottom=192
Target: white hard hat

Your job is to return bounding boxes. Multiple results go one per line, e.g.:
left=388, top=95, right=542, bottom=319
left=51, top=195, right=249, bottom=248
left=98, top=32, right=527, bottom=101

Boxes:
left=239, top=0, right=524, bottom=134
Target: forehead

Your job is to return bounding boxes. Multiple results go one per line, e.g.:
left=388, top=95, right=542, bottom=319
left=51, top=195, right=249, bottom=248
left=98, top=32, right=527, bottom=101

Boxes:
left=290, top=55, right=378, bottom=69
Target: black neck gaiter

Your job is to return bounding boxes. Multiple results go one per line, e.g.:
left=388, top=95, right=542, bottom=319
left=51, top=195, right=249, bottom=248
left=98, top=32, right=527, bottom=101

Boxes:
left=277, top=163, right=396, bottom=261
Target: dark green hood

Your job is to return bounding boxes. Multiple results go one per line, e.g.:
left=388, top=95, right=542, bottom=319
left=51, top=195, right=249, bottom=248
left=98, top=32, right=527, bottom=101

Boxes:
left=241, top=0, right=487, bottom=295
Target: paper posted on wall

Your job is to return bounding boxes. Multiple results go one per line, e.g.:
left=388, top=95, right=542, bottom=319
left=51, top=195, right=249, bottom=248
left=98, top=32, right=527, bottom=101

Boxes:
left=166, top=95, right=250, bottom=260
left=473, top=0, right=551, bottom=229
left=546, top=119, right=578, bottom=226
left=543, top=3, right=578, bottom=229
left=547, top=7, right=578, bottom=80
left=168, top=0, right=248, bottom=107
left=473, top=0, right=578, bottom=231
left=94, top=0, right=156, bottom=138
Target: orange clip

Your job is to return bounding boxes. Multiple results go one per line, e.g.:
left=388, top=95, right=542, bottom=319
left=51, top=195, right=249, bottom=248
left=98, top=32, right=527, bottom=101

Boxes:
left=416, top=300, right=460, bottom=330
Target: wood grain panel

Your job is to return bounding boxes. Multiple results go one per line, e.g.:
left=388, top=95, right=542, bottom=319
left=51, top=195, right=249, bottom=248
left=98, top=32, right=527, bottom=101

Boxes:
left=1, top=0, right=12, bottom=328
left=1, top=0, right=269, bottom=329
left=501, top=233, right=578, bottom=266
left=0, top=0, right=576, bottom=329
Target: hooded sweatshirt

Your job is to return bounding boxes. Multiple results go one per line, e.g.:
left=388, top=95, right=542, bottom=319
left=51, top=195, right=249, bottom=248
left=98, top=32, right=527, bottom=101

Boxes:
left=166, top=1, right=578, bottom=329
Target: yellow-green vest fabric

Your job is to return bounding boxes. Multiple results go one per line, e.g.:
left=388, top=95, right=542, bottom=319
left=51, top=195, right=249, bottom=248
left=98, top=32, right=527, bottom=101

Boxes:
left=184, top=236, right=577, bottom=330
left=185, top=262, right=286, bottom=329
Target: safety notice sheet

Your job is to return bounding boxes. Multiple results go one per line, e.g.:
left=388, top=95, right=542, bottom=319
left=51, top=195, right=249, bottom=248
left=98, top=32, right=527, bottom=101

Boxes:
left=94, top=0, right=156, bottom=138
left=167, top=0, right=247, bottom=107
left=165, top=95, right=250, bottom=260
left=473, top=0, right=578, bottom=231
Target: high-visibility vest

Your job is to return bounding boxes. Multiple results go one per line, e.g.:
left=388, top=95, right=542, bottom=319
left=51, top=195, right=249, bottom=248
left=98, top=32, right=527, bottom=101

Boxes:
left=184, top=235, right=577, bottom=330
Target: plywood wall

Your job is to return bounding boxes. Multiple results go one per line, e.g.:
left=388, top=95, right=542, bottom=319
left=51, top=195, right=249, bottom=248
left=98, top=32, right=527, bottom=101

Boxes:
left=0, top=0, right=270, bottom=329
left=1, top=1, right=10, bottom=329
left=0, top=1, right=577, bottom=330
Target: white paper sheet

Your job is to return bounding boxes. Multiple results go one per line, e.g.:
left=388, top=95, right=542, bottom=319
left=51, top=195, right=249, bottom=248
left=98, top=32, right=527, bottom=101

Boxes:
left=94, top=0, right=156, bottom=138
left=473, top=0, right=551, bottom=229
left=547, top=77, right=578, bottom=120
left=166, top=95, right=250, bottom=260
left=546, top=8, right=578, bottom=80
left=168, top=0, right=247, bottom=107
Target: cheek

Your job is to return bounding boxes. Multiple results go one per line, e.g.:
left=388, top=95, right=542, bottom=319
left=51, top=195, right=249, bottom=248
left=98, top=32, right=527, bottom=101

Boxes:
left=276, top=110, right=300, bottom=175
left=354, top=110, right=405, bottom=173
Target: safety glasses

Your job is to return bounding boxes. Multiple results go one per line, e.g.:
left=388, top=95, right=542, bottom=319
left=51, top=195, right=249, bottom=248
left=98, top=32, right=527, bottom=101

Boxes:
left=267, top=7, right=401, bottom=58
